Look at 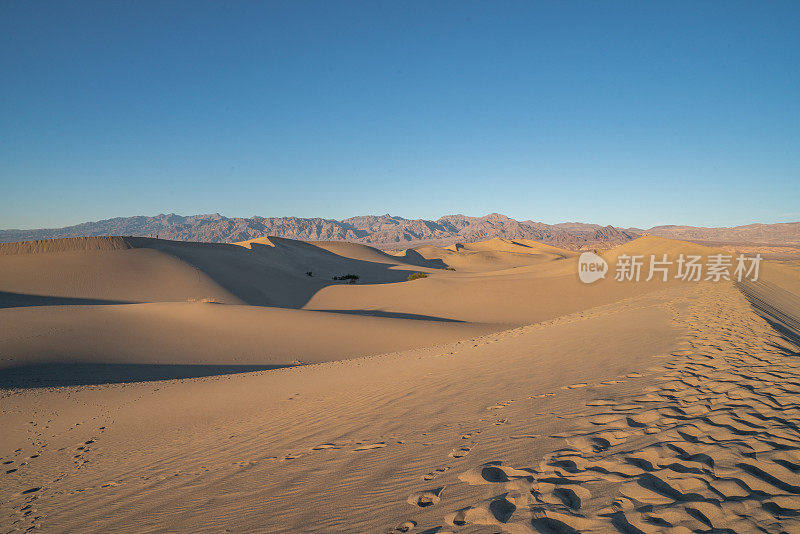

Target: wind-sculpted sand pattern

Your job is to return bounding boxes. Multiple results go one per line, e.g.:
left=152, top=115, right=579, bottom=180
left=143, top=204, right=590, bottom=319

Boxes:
left=405, top=283, right=800, bottom=533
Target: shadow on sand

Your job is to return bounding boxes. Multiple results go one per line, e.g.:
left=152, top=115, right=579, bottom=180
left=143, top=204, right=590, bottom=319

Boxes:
left=0, top=363, right=291, bottom=389
left=738, top=280, right=800, bottom=350
left=313, top=309, right=465, bottom=322
left=141, top=237, right=447, bottom=308
left=0, top=237, right=452, bottom=310
left=0, top=291, right=132, bottom=309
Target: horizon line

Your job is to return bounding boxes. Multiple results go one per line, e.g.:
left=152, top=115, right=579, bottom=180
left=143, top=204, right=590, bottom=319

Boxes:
left=2, top=211, right=799, bottom=233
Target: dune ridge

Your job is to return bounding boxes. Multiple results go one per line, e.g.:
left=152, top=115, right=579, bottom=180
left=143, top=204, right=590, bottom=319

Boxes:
left=0, top=236, right=137, bottom=255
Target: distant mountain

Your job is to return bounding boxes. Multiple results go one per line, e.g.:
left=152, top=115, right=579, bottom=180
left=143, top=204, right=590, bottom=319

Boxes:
left=553, top=222, right=604, bottom=232
left=0, top=213, right=639, bottom=250
left=2, top=213, right=796, bottom=249
left=644, top=222, right=800, bottom=246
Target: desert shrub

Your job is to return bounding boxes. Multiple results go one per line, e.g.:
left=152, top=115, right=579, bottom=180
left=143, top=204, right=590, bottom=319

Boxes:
left=407, top=272, right=428, bottom=281
left=445, top=267, right=456, bottom=271
left=332, top=274, right=359, bottom=283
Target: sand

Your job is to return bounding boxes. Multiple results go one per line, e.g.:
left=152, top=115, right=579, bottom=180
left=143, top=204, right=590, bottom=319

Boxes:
left=1, top=235, right=798, bottom=532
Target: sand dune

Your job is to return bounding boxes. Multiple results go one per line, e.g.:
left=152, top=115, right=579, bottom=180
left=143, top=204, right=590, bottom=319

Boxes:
left=0, top=303, right=495, bottom=383
left=0, top=236, right=439, bottom=308
left=0, top=235, right=668, bottom=373
left=447, top=237, right=575, bottom=256
left=601, top=234, right=724, bottom=260
left=401, top=238, right=575, bottom=273
left=0, top=236, right=493, bottom=380
left=1, top=234, right=799, bottom=532
left=306, top=237, right=680, bottom=324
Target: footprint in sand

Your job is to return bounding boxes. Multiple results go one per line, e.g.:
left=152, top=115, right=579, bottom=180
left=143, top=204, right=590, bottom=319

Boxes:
left=445, top=495, right=519, bottom=527
left=458, top=461, right=534, bottom=485
left=562, top=383, right=588, bottom=390
left=448, top=447, right=471, bottom=459
left=586, top=399, right=616, bottom=406
left=389, top=520, right=417, bottom=533
left=423, top=467, right=450, bottom=481
left=353, top=442, right=387, bottom=451
left=311, top=443, right=340, bottom=451
left=486, top=401, right=513, bottom=410
left=407, top=487, right=444, bottom=507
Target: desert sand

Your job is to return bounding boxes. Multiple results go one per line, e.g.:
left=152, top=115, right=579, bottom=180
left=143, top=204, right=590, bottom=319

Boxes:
left=1, top=235, right=799, bottom=532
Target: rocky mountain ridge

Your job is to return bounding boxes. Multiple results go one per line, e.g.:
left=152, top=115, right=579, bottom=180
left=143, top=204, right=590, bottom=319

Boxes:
left=1, top=213, right=796, bottom=250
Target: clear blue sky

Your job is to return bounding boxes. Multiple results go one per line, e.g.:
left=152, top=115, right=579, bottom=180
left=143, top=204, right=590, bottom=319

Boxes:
left=2, top=1, right=798, bottom=230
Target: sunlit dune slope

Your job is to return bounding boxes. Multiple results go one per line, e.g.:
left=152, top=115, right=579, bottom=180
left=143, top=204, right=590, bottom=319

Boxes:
left=398, top=237, right=575, bottom=272
left=305, top=238, right=684, bottom=325
left=600, top=234, right=723, bottom=261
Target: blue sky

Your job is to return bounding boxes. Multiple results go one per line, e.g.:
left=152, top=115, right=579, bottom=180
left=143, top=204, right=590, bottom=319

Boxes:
left=2, top=1, right=798, bottom=230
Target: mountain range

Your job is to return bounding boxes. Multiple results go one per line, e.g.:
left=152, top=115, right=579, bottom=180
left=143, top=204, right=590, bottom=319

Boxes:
left=0, top=213, right=797, bottom=250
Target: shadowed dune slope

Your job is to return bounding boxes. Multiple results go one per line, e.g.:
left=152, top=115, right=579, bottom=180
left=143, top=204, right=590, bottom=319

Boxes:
left=0, top=302, right=496, bottom=376
left=738, top=261, right=800, bottom=345
left=0, top=236, right=438, bottom=309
